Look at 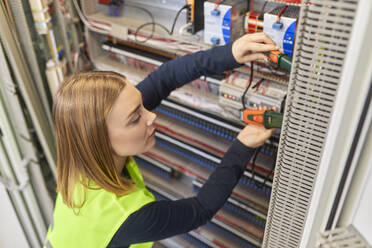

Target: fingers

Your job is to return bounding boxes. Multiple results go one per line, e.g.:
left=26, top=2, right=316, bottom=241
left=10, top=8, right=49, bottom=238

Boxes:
left=241, top=53, right=269, bottom=63
left=265, top=130, right=274, bottom=140
left=247, top=32, right=277, bottom=46
left=249, top=43, right=279, bottom=53
left=262, top=126, right=274, bottom=137
left=255, top=105, right=275, bottom=111
left=258, top=105, right=270, bottom=111
left=239, top=44, right=278, bottom=63
left=238, top=121, right=274, bottom=148
left=233, top=33, right=279, bottom=63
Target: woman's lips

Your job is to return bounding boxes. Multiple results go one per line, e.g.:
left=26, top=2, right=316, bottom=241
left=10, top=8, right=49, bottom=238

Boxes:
left=149, top=129, right=155, bottom=138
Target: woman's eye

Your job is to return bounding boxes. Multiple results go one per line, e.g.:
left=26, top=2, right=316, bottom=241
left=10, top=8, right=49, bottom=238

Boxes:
left=132, top=115, right=141, bottom=124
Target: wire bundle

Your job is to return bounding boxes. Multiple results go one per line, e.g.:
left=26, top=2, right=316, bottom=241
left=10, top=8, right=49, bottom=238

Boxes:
left=72, top=0, right=201, bottom=53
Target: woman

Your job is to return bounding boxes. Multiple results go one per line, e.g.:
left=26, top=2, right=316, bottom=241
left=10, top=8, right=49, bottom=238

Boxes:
left=45, top=33, right=278, bottom=248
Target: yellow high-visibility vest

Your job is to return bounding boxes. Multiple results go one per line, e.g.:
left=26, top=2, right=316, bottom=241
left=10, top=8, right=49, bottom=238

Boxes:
left=44, top=156, right=155, bottom=248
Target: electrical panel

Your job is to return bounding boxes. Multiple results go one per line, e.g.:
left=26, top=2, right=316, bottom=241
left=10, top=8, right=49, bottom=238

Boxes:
left=78, top=0, right=297, bottom=246
left=1, top=0, right=370, bottom=247
left=69, top=0, right=319, bottom=247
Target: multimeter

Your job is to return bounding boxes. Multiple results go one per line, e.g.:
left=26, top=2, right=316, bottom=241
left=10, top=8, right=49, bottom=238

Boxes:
left=242, top=109, right=283, bottom=129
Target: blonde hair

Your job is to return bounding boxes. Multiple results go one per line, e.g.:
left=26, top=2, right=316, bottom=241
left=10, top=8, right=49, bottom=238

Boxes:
left=53, top=71, right=135, bottom=209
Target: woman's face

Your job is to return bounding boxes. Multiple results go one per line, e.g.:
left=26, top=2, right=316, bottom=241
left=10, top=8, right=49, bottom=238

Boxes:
left=106, top=83, right=157, bottom=157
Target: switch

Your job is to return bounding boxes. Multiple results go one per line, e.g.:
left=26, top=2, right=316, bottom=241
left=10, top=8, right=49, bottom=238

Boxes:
left=210, top=37, right=220, bottom=45
left=211, top=9, right=220, bottom=16
left=272, top=22, right=283, bottom=30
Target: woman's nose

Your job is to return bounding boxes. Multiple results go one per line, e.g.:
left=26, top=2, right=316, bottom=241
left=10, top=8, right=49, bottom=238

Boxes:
left=146, top=111, right=157, bottom=126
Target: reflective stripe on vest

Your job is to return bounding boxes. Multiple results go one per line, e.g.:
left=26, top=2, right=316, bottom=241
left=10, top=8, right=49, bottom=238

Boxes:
left=45, top=157, right=155, bottom=248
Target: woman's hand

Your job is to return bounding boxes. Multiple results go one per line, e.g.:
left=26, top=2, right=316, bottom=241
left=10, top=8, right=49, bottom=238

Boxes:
left=237, top=125, right=274, bottom=148
left=232, top=33, right=279, bottom=64
left=237, top=106, right=276, bottom=148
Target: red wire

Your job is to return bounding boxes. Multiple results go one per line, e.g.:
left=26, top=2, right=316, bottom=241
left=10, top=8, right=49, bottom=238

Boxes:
left=90, top=24, right=108, bottom=31
left=214, top=0, right=222, bottom=10
left=231, top=72, right=239, bottom=86
left=48, top=4, right=55, bottom=14
left=276, top=5, right=288, bottom=23
left=224, top=71, right=230, bottom=84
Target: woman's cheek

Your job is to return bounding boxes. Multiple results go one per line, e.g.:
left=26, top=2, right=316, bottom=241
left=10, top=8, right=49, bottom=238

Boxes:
left=130, top=126, right=147, bottom=144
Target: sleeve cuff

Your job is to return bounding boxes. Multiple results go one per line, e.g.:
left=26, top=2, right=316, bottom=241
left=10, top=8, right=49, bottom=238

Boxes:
left=224, top=41, right=243, bottom=68
left=211, top=41, right=243, bottom=71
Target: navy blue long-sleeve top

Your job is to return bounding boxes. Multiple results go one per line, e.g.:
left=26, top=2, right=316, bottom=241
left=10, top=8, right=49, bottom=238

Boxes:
left=107, top=42, right=255, bottom=247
